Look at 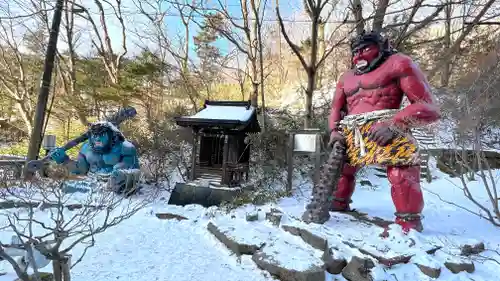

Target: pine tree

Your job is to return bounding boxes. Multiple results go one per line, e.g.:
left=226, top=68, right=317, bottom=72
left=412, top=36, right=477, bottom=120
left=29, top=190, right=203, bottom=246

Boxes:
left=193, top=13, right=223, bottom=93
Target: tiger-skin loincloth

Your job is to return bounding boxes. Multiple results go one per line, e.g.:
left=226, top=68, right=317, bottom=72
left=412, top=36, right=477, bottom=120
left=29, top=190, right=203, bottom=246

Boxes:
left=340, top=120, right=420, bottom=167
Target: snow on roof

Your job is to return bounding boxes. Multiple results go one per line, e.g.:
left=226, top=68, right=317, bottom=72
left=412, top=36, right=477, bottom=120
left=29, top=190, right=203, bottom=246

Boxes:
left=187, top=105, right=255, bottom=122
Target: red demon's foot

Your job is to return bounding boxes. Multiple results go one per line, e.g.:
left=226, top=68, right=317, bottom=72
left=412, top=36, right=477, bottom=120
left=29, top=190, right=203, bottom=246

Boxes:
left=329, top=204, right=350, bottom=212
left=395, top=214, right=423, bottom=234
left=329, top=197, right=351, bottom=212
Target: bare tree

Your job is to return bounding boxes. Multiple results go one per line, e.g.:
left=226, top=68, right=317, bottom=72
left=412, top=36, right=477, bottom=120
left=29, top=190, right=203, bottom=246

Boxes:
left=425, top=0, right=498, bottom=79
left=276, top=0, right=344, bottom=128
left=57, top=0, right=89, bottom=125
left=435, top=46, right=500, bottom=226
left=0, top=175, right=152, bottom=281
left=75, top=0, right=127, bottom=85
left=134, top=0, right=204, bottom=112
left=176, top=0, right=265, bottom=107
left=250, top=0, right=268, bottom=129
left=0, top=5, right=44, bottom=134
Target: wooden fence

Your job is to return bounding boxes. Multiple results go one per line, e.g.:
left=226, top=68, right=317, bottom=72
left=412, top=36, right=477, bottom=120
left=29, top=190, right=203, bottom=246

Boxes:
left=0, top=155, right=25, bottom=180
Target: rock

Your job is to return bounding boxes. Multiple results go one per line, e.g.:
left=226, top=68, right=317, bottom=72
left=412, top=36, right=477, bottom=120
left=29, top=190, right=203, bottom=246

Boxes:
left=444, top=261, right=475, bottom=273
left=155, top=213, right=188, bottom=220
left=281, top=225, right=327, bottom=250
left=425, top=246, right=442, bottom=255
left=282, top=224, right=347, bottom=274
left=323, top=247, right=347, bottom=274
left=246, top=211, right=259, bottom=222
left=208, top=218, right=325, bottom=280
left=15, top=272, right=54, bottom=281
left=341, top=256, right=375, bottom=281
left=265, top=210, right=283, bottom=226
left=207, top=222, right=265, bottom=255
left=282, top=225, right=301, bottom=236
left=415, top=264, right=441, bottom=278
left=252, top=246, right=324, bottom=281
left=460, top=242, right=485, bottom=256
left=359, top=180, right=372, bottom=187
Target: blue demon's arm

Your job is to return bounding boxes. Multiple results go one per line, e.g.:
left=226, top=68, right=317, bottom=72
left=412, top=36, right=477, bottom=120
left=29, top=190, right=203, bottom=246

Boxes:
left=67, top=152, right=90, bottom=175
left=49, top=145, right=89, bottom=175
left=113, top=141, right=139, bottom=171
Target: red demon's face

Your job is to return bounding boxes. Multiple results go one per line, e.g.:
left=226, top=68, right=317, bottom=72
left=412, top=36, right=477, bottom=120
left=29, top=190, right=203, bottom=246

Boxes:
left=352, top=43, right=379, bottom=71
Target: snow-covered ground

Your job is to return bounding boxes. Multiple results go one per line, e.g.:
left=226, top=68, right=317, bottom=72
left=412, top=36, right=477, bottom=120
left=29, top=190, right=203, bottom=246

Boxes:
left=1, top=158, right=500, bottom=281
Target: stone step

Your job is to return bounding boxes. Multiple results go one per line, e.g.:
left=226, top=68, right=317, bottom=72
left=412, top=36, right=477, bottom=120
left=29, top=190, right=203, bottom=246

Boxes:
left=207, top=216, right=325, bottom=281
left=205, top=209, right=481, bottom=280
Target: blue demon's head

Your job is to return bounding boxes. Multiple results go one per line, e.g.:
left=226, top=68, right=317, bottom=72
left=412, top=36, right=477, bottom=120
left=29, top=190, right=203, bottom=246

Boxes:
left=88, top=122, right=124, bottom=153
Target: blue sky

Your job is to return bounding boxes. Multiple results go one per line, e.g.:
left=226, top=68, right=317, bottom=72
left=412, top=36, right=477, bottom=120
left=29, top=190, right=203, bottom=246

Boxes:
left=98, top=0, right=304, bottom=58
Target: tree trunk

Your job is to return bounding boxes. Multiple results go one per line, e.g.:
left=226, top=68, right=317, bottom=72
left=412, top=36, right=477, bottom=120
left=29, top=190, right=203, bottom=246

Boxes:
left=372, top=0, right=389, bottom=31
left=352, top=0, right=365, bottom=35
left=15, top=102, right=33, bottom=135
left=426, top=0, right=496, bottom=78
left=26, top=0, right=64, bottom=167
left=256, top=6, right=266, bottom=131
left=315, top=21, right=325, bottom=89
left=52, top=256, right=71, bottom=281
left=76, top=111, right=88, bottom=126
left=305, top=68, right=315, bottom=128
left=305, top=11, right=319, bottom=128
left=441, top=1, right=452, bottom=87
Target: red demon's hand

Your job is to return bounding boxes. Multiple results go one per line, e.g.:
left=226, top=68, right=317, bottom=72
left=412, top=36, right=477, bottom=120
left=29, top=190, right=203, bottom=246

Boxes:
left=367, top=122, right=398, bottom=146
left=328, top=130, right=345, bottom=147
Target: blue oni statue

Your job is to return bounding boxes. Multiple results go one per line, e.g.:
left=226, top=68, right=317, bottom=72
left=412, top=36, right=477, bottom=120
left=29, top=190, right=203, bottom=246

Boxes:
left=49, top=121, right=141, bottom=195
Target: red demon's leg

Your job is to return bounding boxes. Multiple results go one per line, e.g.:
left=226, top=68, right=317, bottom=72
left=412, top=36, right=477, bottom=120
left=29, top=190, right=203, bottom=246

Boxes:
left=330, top=164, right=357, bottom=211
left=387, top=165, right=424, bottom=233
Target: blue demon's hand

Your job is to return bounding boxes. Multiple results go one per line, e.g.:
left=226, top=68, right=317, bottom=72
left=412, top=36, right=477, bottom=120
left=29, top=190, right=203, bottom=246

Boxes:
left=108, top=169, right=126, bottom=194
left=49, top=147, right=69, bottom=164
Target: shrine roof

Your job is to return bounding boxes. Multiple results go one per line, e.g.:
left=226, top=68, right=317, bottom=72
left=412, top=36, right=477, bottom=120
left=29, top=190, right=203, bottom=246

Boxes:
left=174, top=100, right=260, bottom=132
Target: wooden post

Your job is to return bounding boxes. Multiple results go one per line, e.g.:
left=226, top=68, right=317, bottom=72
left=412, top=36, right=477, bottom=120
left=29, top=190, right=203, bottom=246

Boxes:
left=190, top=130, right=198, bottom=181
left=221, top=134, right=229, bottom=185
left=25, top=0, right=65, bottom=178
left=286, top=133, right=295, bottom=192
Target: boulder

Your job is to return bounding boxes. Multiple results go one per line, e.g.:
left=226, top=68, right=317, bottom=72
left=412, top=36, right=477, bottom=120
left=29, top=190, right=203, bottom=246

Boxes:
left=415, top=264, right=441, bottom=279
left=265, top=209, right=283, bottom=226
left=322, top=247, right=347, bottom=274
left=281, top=224, right=347, bottom=274
left=341, top=256, right=375, bottom=281
left=444, top=261, right=475, bottom=273
left=281, top=225, right=328, bottom=250
left=155, top=213, right=188, bottom=220
left=252, top=242, right=325, bottom=281
left=246, top=211, right=259, bottom=222
left=460, top=242, right=485, bottom=256
left=207, top=221, right=266, bottom=255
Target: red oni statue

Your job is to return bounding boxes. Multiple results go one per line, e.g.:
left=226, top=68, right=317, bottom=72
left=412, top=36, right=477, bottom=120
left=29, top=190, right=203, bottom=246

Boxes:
left=302, top=30, right=440, bottom=233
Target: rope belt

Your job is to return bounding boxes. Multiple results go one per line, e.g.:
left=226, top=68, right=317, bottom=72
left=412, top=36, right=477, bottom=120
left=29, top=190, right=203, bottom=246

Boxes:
left=339, top=109, right=399, bottom=156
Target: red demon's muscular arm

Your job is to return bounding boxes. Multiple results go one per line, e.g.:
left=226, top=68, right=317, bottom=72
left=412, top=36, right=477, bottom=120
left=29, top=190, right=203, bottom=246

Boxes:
left=329, top=79, right=346, bottom=131
left=392, top=56, right=441, bottom=129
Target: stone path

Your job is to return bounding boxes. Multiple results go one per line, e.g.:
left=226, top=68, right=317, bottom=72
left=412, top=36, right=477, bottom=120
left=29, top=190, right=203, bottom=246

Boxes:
left=196, top=208, right=483, bottom=281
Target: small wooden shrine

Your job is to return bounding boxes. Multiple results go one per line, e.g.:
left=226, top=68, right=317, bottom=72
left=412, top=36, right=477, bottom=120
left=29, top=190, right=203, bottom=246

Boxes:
left=174, top=100, right=261, bottom=187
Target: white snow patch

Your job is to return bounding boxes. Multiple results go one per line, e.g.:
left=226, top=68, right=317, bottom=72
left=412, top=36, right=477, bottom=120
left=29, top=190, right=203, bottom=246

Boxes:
left=211, top=216, right=324, bottom=272
left=1, top=155, right=500, bottom=280
left=187, top=105, right=255, bottom=121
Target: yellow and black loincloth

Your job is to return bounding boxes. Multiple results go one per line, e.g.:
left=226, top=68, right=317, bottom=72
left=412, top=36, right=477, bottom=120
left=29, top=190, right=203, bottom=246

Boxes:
left=340, top=120, right=419, bottom=167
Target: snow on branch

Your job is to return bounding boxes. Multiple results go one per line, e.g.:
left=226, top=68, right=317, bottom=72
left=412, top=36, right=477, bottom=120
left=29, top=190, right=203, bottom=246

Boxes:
left=0, top=175, right=155, bottom=281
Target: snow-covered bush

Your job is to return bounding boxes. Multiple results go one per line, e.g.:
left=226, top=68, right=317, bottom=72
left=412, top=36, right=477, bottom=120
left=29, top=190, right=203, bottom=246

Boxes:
left=0, top=175, right=155, bottom=281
